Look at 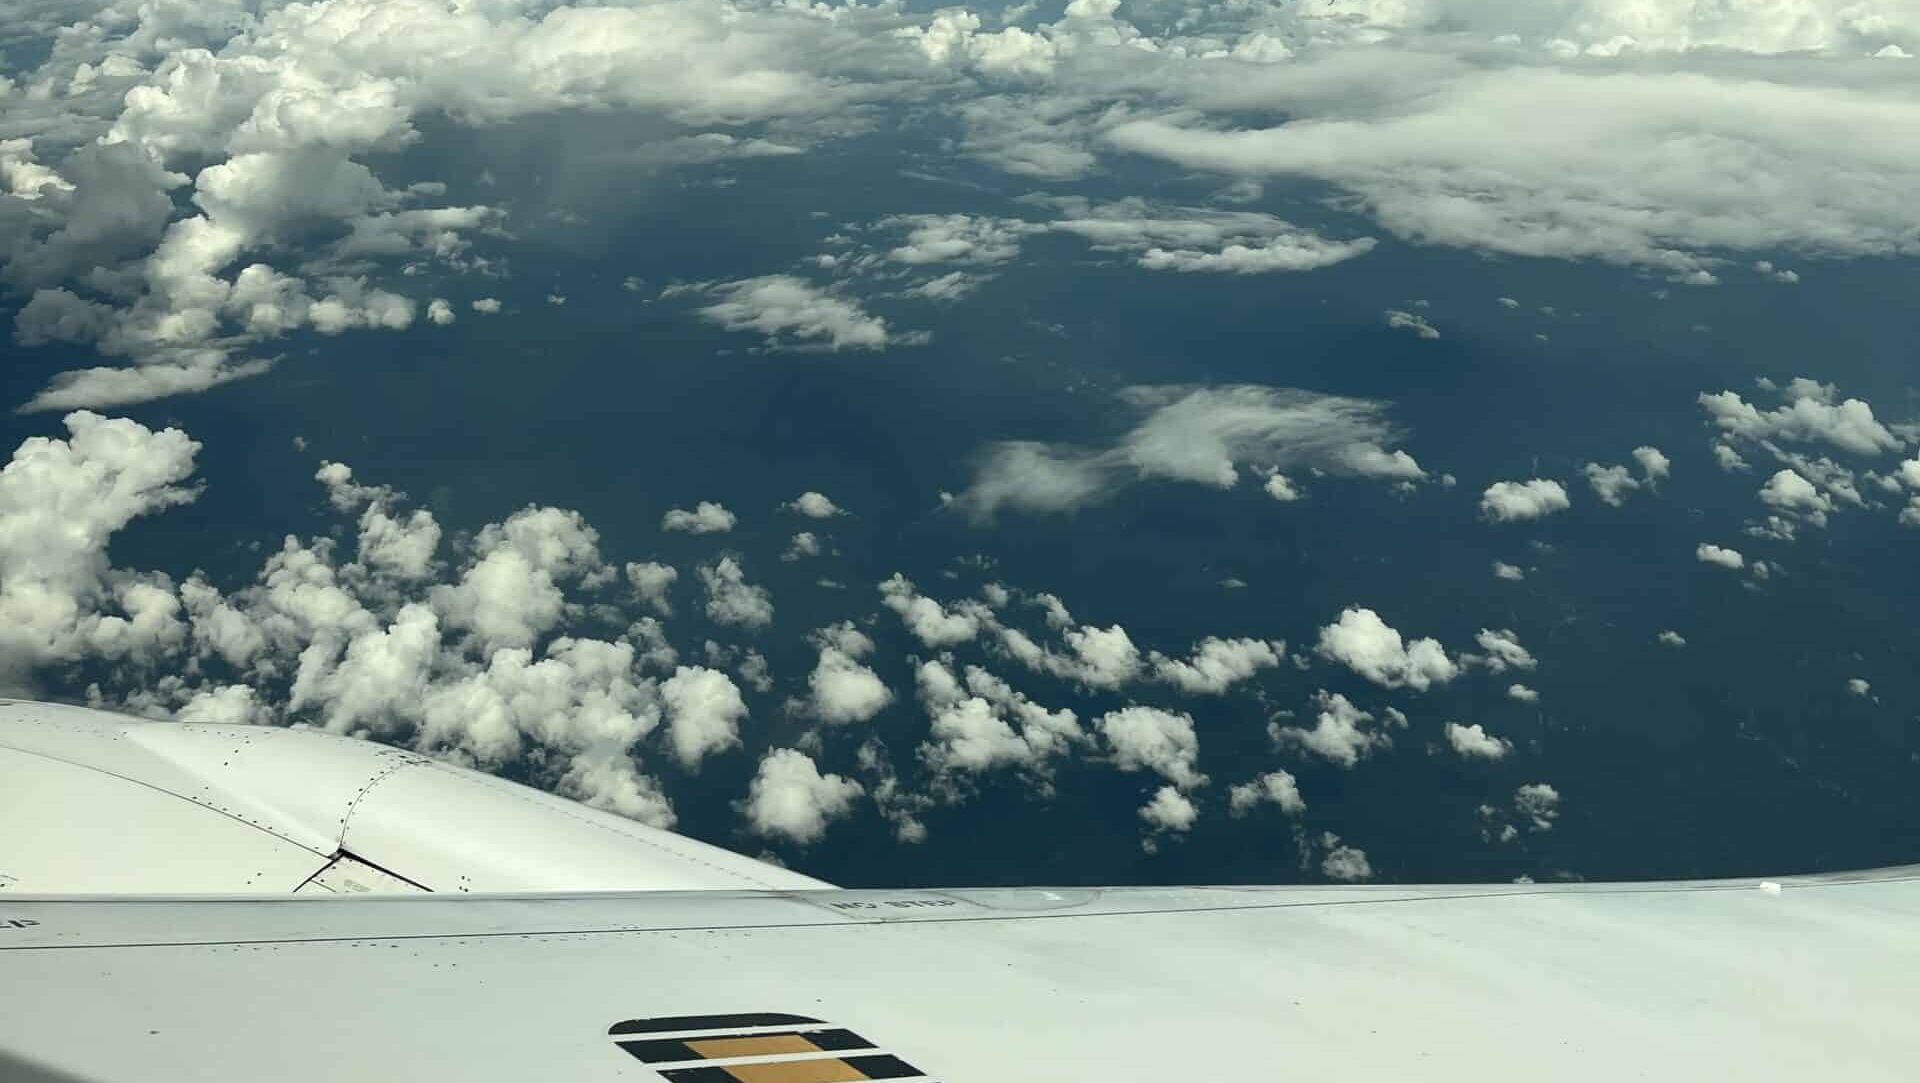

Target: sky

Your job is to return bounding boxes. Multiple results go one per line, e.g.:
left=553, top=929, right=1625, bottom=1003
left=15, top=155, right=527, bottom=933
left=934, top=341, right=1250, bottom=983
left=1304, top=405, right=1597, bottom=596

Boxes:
left=3, top=0, right=1920, bottom=888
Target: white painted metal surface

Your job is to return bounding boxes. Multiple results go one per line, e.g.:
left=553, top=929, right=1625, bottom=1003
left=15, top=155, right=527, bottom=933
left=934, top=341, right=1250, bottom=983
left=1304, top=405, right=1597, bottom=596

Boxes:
left=0, top=744, right=330, bottom=894
left=5, top=699, right=1916, bottom=1082
left=294, top=854, right=426, bottom=895
left=0, top=701, right=825, bottom=894
left=3, top=874, right=1918, bottom=1081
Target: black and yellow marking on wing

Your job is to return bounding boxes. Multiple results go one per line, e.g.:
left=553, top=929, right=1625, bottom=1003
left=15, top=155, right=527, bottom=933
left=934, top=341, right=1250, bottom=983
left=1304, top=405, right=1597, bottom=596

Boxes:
left=608, top=1014, right=929, bottom=1082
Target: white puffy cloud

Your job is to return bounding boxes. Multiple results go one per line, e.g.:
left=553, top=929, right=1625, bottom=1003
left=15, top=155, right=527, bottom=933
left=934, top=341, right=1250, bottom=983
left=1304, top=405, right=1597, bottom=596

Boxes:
left=1508, top=683, right=1540, bottom=703
left=1514, top=782, right=1562, bottom=831
left=803, top=622, right=893, bottom=725
left=786, top=491, right=844, bottom=519
left=915, top=660, right=1084, bottom=780
left=1263, top=473, right=1302, bottom=502
left=426, top=297, right=454, bottom=325
left=1098, top=705, right=1206, bottom=789
left=740, top=747, right=864, bottom=844
left=1758, top=468, right=1835, bottom=525
left=1385, top=309, right=1439, bottom=339
left=1468, top=628, right=1536, bottom=674
left=1271, top=690, right=1390, bottom=768
left=0, top=412, right=198, bottom=687
left=471, top=298, right=502, bottom=314
left=1480, top=479, right=1570, bottom=522
left=0, top=417, right=745, bottom=828
left=1658, top=630, right=1688, bottom=647
left=1320, top=833, right=1373, bottom=883
left=1138, top=785, right=1199, bottom=835
left=1228, top=770, right=1305, bottom=816
left=430, top=507, right=605, bottom=652
left=1314, top=607, right=1458, bottom=691
left=1699, top=382, right=1902, bottom=458
left=660, top=665, right=746, bottom=768
left=175, top=683, right=273, bottom=726
left=624, top=561, right=678, bottom=617
left=1582, top=462, right=1640, bottom=507
left=1005, top=621, right=1144, bottom=690
left=879, top=213, right=1037, bottom=266
left=957, top=384, right=1421, bottom=520
left=698, top=557, right=773, bottom=629
left=1846, top=677, right=1872, bottom=698
left=661, top=501, right=736, bottom=534
left=1445, top=721, right=1513, bottom=760
left=671, top=276, right=916, bottom=352
left=1633, top=446, right=1672, bottom=481
left=1492, top=561, right=1525, bottom=581
left=1895, top=458, right=1920, bottom=526
left=315, top=461, right=442, bottom=581
left=1696, top=543, right=1745, bottom=570
left=783, top=532, right=823, bottom=561
left=1149, top=636, right=1284, bottom=695
left=1032, top=593, right=1074, bottom=630
left=879, top=573, right=984, bottom=647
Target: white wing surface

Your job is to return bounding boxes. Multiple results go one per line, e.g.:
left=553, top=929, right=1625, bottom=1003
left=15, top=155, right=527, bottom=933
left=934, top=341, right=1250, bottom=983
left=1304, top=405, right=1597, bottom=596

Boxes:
left=4, top=701, right=1918, bottom=1082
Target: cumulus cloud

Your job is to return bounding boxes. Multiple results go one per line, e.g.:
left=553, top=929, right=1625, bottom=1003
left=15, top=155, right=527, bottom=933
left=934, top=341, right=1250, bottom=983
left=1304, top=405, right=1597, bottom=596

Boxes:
left=1445, top=722, right=1513, bottom=760
left=1696, top=543, right=1745, bottom=570
left=1319, top=833, right=1373, bottom=883
left=803, top=622, right=894, bottom=724
left=660, top=665, right=746, bottom=768
left=1633, top=446, right=1672, bottom=481
left=1514, top=782, right=1562, bottom=831
left=1658, top=630, right=1688, bottom=647
left=1271, top=690, right=1391, bottom=768
left=671, top=276, right=918, bottom=352
left=956, top=384, right=1422, bottom=520
left=316, top=462, right=443, bottom=582
left=1467, top=628, right=1536, bottom=674
left=1699, top=381, right=1901, bottom=458
left=698, top=557, right=774, bottom=630
left=1098, top=705, right=1206, bottom=790
left=1385, top=309, right=1439, bottom=339
left=740, top=747, right=864, bottom=844
left=1138, top=785, right=1199, bottom=835
left=0, top=412, right=200, bottom=687
left=1228, top=770, right=1305, bottom=816
left=624, top=561, right=678, bottom=617
left=1315, top=607, right=1457, bottom=691
left=1758, top=469, right=1835, bottom=526
left=786, top=491, right=844, bottom=519
left=1508, top=683, right=1540, bottom=703
left=1847, top=677, right=1872, bottom=698
left=1481, top=479, right=1570, bottom=522
left=1583, top=462, right=1640, bottom=506
left=879, top=574, right=984, bottom=648
left=1492, top=561, right=1526, bottom=581
left=916, top=660, right=1084, bottom=780
left=1263, top=473, right=1302, bottom=502
left=1149, top=636, right=1284, bottom=694
left=1000, top=620, right=1144, bottom=691
left=662, top=501, right=736, bottom=534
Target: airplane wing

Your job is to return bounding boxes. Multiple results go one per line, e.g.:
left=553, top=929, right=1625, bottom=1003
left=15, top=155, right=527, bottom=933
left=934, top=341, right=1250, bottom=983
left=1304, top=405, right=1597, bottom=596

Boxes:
left=5, top=701, right=1919, bottom=1082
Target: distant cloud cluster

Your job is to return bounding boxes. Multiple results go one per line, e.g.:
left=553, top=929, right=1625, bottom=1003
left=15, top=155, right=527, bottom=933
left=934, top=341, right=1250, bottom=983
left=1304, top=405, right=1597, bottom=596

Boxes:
left=954, top=384, right=1425, bottom=521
